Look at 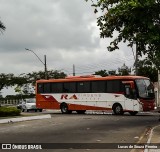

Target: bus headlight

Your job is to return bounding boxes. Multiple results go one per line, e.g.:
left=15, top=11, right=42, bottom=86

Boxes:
left=154, top=106, right=157, bottom=110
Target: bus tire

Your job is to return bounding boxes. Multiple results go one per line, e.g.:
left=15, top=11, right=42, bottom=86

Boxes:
left=129, top=111, right=138, bottom=116
left=68, top=110, right=72, bottom=114
left=39, top=109, right=43, bottom=112
left=113, top=104, right=124, bottom=115
left=76, top=110, right=86, bottom=114
left=60, top=103, right=71, bottom=114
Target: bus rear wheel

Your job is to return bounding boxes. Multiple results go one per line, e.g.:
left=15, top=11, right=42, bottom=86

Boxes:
left=60, top=103, right=72, bottom=114
left=113, top=104, right=124, bottom=115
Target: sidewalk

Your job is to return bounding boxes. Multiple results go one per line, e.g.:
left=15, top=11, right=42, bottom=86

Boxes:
left=0, top=114, right=51, bottom=124
left=146, top=124, right=160, bottom=152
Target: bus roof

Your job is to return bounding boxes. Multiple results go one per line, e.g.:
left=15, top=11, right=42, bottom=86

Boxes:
left=36, top=75, right=149, bottom=83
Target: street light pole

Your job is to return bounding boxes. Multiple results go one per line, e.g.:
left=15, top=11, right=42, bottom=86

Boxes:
left=44, top=55, right=47, bottom=79
left=25, top=48, right=47, bottom=79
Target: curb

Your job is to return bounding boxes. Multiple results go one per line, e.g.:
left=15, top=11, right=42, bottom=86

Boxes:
left=0, top=114, right=51, bottom=124
left=144, top=125, right=160, bottom=152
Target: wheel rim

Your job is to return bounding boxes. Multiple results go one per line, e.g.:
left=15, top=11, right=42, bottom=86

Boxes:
left=113, top=104, right=123, bottom=115
left=116, top=106, right=121, bottom=114
left=62, top=106, right=67, bottom=113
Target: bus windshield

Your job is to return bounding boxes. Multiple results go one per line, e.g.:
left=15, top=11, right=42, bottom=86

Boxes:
left=135, top=79, right=154, bottom=99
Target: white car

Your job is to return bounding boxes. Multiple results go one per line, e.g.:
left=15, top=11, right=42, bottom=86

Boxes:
left=21, top=98, right=42, bottom=112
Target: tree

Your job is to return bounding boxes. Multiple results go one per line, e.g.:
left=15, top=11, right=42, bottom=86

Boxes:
left=94, top=70, right=109, bottom=76
left=147, top=49, right=160, bottom=70
left=0, top=73, right=15, bottom=91
left=0, top=70, right=67, bottom=96
left=137, top=59, right=158, bottom=82
left=0, top=73, right=28, bottom=91
left=26, top=70, right=67, bottom=86
left=0, top=20, right=6, bottom=32
left=21, top=70, right=66, bottom=94
left=118, top=63, right=131, bottom=76
left=86, top=0, right=160, bottom=68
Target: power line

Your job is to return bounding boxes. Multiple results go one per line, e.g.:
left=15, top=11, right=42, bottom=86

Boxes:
left=75, top=56, right=134, bottom=72
left=57, top=52, right=135, bottom=75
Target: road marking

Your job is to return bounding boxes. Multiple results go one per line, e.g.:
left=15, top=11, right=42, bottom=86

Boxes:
left=130, top=128, right=150, bottom=152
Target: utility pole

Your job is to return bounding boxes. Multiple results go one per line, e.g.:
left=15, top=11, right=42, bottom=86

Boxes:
left=158, top=70, right=160, bottom=107
left=73, top=64, right=75, bottom=76
left=44, top=55, right=47, bottom=79
left=135, top=43, right=138, bottom=75
left=25, top=48, right=47, bottom=79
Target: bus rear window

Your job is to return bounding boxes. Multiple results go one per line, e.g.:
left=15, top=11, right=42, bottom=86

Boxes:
left=37, top=83, right=43, bottom=93
left=37, top=83, right=51, bottom=93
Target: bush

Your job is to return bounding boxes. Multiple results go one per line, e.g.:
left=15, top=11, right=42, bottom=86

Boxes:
left=0, top=106, right=21, bottom=117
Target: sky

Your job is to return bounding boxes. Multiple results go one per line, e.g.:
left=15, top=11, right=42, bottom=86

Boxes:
left=0, top=0, right=135, bottom=96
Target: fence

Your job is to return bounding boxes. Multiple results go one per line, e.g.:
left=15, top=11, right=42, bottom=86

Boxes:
left=0, top=99, right=21, bottom=106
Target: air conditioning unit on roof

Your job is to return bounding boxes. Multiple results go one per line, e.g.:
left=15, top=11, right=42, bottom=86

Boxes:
left=65, top=75, right=102, bottom=79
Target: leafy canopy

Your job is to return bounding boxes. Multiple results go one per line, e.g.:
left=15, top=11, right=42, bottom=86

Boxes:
left=137, top=59, right=158, bottom=82
left=0, top=20, right=6, bottom=32
left=94, top=69, right=109, bottom=76
left=0, top=73, right=27, bottom=91
left=0, top=70, right=67, bottom=95
left=86, top=0, right=160, bottom=67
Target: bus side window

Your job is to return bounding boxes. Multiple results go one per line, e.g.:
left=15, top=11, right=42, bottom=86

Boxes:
left=91, top=81, right=105, bottom=93
left=43, top=83, right=51, bottom=93
left=51, top=83, right=63, bottom=93
left=63, top=82, right=76, bottom=93
left=77, top=82, right=90, bottom=93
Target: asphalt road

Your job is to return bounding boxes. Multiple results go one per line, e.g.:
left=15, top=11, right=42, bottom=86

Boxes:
left=0, top=111, right=159, bottom=152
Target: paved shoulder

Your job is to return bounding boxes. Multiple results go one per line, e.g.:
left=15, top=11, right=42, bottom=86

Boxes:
left=0, top=114, right=51, bottom=124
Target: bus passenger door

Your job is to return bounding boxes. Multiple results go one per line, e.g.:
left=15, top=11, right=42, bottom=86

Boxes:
left=123, top=82, right=136, bottom=111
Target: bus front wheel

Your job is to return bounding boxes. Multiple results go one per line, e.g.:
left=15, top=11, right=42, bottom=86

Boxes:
left=113, top=104, right=124, bottom=115
left=60, top=103, right=72, bottom=114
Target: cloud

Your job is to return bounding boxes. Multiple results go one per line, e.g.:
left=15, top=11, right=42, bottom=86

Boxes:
left=0, top=0, right=134, bottom=77
left=0, top=0, right=99, bottom=52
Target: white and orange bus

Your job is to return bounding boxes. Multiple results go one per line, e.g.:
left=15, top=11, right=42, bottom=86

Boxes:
left=36, top=75, right=156, bottom=115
